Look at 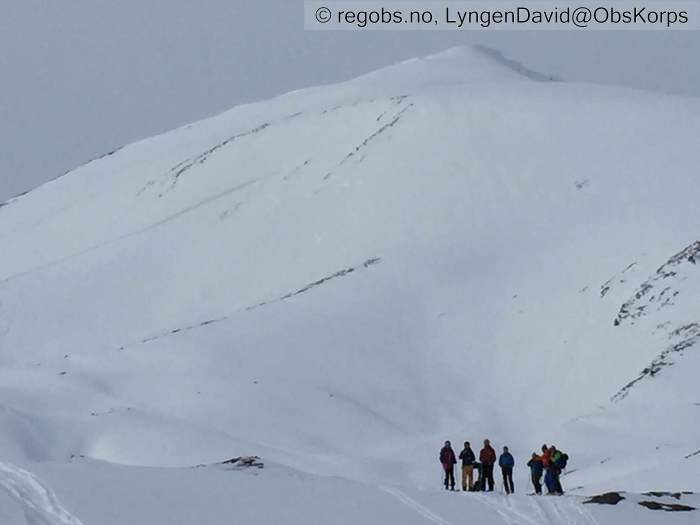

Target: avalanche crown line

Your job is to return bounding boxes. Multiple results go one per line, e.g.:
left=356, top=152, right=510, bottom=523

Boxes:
left=117, top=256, right=382, bottom=351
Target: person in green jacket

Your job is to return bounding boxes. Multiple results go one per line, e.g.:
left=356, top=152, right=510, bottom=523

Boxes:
left=547, top=446, right=564, bottom=495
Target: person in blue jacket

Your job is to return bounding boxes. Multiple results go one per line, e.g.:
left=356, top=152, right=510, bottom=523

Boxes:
left=499, top=446, right=515, bottom=494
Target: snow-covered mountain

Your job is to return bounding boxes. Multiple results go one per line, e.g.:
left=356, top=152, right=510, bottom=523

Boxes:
left=1, top=46, right=699, bottom=524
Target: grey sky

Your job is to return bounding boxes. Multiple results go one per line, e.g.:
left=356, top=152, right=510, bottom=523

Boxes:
left=1, top=0, right=699, bottom=201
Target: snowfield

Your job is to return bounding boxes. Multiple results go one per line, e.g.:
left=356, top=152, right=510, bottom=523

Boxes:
left=0, top=46, right=698, bottom=524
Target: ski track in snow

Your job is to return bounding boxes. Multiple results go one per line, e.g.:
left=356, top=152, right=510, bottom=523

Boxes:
left=403, top=492, right=602, bottom=525
left=380, top=487, right=599, bottom=525
left=0, top=462, right=84, bottom=525
left=570, top=501, right=601, bottom=525
left=381, top=486, right=454, bottom=525
left=527, top=497, right=552, bottom=525
left=379, top=486, right=606, bottom=525
left=531, top=496, right=600, bottom=525
left=474, top=493, right=542, bottom=525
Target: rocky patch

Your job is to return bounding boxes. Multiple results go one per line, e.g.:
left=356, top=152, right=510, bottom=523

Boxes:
left=643, top=491, right=682, bottom=500
left=193, top=456, right=264, bottom=469
left=638, top=500, right=696, bottom=512
left=614, top=241, right=699, bottom=326
left=600, top=262, right=638, bottom=298
left=584, top=492, right=626, bottom=505
left=612, top=322, right=700, bottom=401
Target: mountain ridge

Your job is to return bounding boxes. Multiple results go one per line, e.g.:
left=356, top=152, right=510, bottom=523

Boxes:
left=0, top=47, right=698, bottom=504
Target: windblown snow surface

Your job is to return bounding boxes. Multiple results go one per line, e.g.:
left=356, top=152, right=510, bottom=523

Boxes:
left=1, top=46, right=699, bottom=524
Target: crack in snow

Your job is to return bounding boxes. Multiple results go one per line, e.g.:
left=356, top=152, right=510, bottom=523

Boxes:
left=162, top=112, right=303, bottom=191
left=150, top=96, right=405, bottom=195
left=323, top=102, right=415, bottom=181
left=118, top=257, right=382, bottom=350
left=0, top=178, right=262, bottom=287
left=0, top=98, right=409, bottom=288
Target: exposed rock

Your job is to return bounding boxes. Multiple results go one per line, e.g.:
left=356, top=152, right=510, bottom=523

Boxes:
left=612, top=323, right=700, bottom=401
left=643, top=491, right=682, bottom=500
left=638, top=500, right=696, bottom=512
left=615, top=242, right=699, bottom=326
left=193, top=456, right=264, bottom=469
left=600, top=262, right=638, bottom=298
left=584, top=492, right=626, bottom=505
left=219, top=456, right=264, bottom=469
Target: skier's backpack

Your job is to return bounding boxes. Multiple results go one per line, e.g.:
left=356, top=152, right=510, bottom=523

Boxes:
left=557, top=453, right=569, bottom=470
left=470, top=462, right=483, bottom=492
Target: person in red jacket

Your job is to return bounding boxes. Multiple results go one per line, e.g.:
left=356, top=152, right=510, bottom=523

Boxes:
left=439, top=441, right=457, bottom=490
left=541, top=444, right=558, bottom=494
left=479, top=439, right=497, bottom=492
left=541, top=444, right=551, bottom=468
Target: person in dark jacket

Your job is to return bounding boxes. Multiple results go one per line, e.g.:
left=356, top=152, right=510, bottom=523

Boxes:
left=498, top=446, right=515, bottom=494
left=439, top=441, right=457, bottom=490
left=479, top=439, right=497, bottom=492
left=458, top=441, right=476, bottom=491
left=527, top=452, right=544, bottom=495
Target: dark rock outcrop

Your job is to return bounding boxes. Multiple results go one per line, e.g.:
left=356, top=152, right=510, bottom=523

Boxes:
left=638, top=500, right=696, bottom=512
left=584, top=492, right=626, bottom=505
left=615, top=242, right=699, bottom=326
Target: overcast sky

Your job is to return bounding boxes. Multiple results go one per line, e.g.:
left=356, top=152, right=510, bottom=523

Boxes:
left=1, top=0, right=699, bottom=201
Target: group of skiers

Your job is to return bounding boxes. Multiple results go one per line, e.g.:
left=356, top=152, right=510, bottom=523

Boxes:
left=439, top=440, right=568, bottom=496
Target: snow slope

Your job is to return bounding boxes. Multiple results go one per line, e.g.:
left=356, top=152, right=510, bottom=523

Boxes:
left=1, top=45, right=699, bottom=523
